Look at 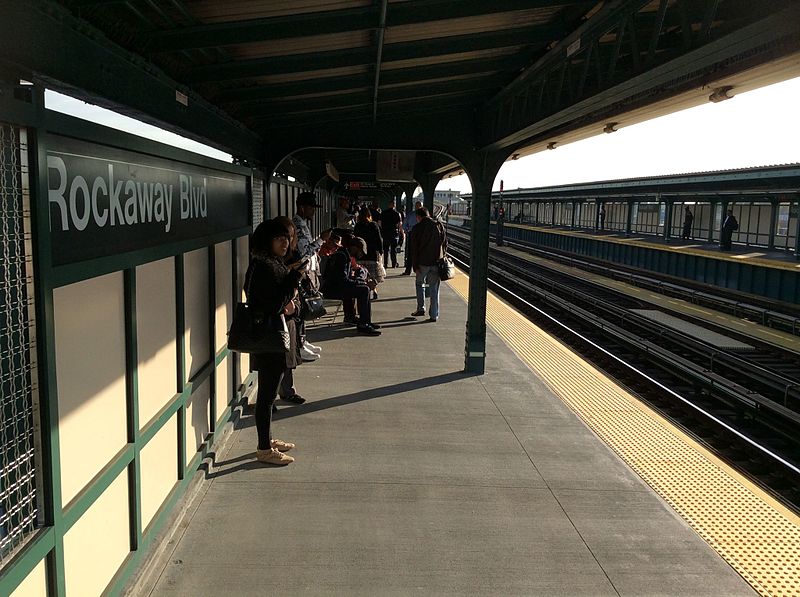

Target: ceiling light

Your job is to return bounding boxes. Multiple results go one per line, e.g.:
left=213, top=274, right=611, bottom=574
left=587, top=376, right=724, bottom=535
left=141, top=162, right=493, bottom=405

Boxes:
left=603, top=122, right=618, bottom=133
left=547, top=142, right=558, bottom=150
left=709, top=86, right=734, bottom=103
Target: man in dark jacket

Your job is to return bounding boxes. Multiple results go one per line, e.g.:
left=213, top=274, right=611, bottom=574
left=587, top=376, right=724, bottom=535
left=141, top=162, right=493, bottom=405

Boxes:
left=409, top=207, right=445, bottom=322
left=379, top=199, right=402, bottom=268
left=720, top=209, right=738, bottom=251
left=320, top=239, right=381, bottom=335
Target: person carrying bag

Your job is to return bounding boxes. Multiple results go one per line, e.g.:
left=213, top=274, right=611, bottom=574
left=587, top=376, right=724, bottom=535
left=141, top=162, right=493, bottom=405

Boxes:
left=229, top=219, right=305, bottom=466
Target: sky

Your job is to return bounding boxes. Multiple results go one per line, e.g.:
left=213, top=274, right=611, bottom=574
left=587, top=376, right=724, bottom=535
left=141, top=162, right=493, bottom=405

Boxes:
left=46, top=75, right=800, bottom=194
left=436, top=75, right=800, bottom=194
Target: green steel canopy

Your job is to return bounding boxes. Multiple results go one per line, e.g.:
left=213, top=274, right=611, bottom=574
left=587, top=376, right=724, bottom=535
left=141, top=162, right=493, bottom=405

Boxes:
left=2, top=0, right=800, bottom=176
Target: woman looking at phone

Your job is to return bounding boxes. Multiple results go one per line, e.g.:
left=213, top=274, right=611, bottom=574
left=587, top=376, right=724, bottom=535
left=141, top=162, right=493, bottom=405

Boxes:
left=244, top=218, right=306, bottom=465
left=274, top=216, right=310, bottom=406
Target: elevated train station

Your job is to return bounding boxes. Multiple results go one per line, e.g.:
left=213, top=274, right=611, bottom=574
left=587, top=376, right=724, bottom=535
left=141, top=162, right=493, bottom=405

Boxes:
left=1, top=1, right=800, bottom=595
left=456, top=164, right=800, bottom=303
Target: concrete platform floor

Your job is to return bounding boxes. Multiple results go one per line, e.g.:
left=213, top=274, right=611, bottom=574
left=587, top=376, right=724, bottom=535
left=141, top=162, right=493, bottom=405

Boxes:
left=144, top=271, right=754, bottom=596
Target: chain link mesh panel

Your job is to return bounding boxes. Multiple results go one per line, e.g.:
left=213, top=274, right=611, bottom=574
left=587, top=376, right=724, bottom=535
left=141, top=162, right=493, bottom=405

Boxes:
left=251, top=172, right=264, bottom=230
left=0, top=122, right=41, bottom=565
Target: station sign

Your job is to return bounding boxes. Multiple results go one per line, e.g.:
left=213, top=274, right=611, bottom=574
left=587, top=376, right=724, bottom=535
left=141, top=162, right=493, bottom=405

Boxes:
left=46, top=135, right=249, bottom=266
left=342, top=181, right=398, bottom=191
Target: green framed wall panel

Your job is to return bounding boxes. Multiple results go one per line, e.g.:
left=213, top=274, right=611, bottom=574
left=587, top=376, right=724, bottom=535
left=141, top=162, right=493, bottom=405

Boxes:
left=0, top=96, right=256, bottom=596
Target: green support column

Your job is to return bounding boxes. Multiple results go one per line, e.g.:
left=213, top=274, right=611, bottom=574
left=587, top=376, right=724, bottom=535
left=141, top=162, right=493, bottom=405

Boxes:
left=794, top=198, right=800, bottom=260
left=419, top=174, right=442, bottom=216
left=709, top=200, right=718, bottom=243
left=465, top=179, right=492, bottom=374
left=768, top=199, right=778, bottom=251
left=403, top=183, right=417, bottom=213
left=595, top=199, right=601, bottom=230
left=664, top=199, right=673, bottom=241
left=29, top=87, right=68, bottom=597
left=463, top=152, right=505, bottom=374
left=719, top=199, right=729, bottom=245
left=626, top=200, right=634, bottom=236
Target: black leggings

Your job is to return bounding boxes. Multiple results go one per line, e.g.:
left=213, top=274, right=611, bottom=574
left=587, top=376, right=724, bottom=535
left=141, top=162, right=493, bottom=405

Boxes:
left=255, top=361, right=286, bottom=450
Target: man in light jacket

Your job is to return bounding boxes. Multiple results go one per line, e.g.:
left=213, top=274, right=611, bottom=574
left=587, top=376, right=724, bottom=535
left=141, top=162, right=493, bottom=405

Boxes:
left=409, top=207, right=446, bottom=322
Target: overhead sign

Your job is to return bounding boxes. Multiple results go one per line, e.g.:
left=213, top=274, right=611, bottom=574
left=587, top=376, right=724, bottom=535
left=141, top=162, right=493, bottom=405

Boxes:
left=343, top=181, right=398, bottom=191
left=376, top=150, right=415, bottom=182
left=47, top=135, right=249, bottom=266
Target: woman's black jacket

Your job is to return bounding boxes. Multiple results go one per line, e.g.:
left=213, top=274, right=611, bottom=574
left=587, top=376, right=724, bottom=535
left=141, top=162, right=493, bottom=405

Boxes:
left=244, top=255, right=302, bottom=370
left=353, top=221, right=383, bottom=261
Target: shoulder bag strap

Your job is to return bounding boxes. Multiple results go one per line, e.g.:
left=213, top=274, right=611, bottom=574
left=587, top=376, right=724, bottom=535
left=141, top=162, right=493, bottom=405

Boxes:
left=436, top=221, right=448, bottom=254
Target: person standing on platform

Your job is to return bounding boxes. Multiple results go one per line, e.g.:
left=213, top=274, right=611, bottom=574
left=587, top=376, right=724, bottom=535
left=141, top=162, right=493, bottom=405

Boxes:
left=245, top=219, right=304, bottom=466
left=599, top=204, right=606, bottom=231
left=292, top=192, right=329, bottom=359
left=720, top=209, right=738, bottom=251
left=402, top=200, right=423, bottom=275
left=682, top=206, right=694, bottom=240
left=336, top=196, right=355, bottom=230
left=274, top=216, right=309, bottom=406
left=380, top=199, right=402, bottom=268
left=353, top=208, right=385, bottom=299
left=369, top=199, right=381, bottom=222
left=496, top=205, right=505, bottom=247
left=410, top=207, right=446, bottom=322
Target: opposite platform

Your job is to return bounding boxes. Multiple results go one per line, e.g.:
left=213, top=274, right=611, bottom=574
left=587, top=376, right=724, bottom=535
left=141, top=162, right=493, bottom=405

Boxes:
left=141, top=271, right=754, bottom=596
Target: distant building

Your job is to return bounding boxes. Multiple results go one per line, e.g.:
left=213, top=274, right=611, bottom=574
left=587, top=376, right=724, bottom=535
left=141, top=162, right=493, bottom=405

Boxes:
left=435, top=189, right=461, bottom=203
left=414, top=189, right=462, bottom=203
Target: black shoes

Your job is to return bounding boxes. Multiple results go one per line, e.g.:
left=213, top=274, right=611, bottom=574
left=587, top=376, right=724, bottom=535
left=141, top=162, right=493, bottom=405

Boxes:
left=280, top=394, right=306, bottom=404
left=402, top=270, right=411, bottom=276
left=343, top=316, right=358, bottom=325
left=357, top=324, right=382, bottom=336
left=411, top=309, right=426, bottom=317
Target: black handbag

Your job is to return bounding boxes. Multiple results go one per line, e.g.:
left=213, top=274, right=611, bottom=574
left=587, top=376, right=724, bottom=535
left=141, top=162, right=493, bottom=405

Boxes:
left=300, top=290, right=327, bottom=321
left=436, top=222, right=455, bottom=281
left=227, top=263, right=291, bottom=354
left=438, top=255, right=455, bottom=281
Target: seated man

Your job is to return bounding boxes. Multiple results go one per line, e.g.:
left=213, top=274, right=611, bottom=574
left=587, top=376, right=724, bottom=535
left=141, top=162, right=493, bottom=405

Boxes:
left=320, top=237, right=381, bottom=336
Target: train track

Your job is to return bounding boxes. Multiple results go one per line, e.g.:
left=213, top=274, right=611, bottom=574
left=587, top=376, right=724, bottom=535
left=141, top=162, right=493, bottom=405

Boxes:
left=447, top=230, right=800, bottom=509
left=448, top=221, right=800, bottom=334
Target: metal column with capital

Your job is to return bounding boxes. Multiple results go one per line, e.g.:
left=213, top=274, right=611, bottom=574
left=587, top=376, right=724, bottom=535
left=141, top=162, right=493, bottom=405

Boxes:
left=625, top=200, right=634, bottom=236
left=465, top=179, right=492, bottom=373
left=663, top=198, right=673, bottom=241
left=463, top=152, right=505, bottom=374
left=768, top=199, right=778, bottom=251
left=794, top=198, right=800, bottom=260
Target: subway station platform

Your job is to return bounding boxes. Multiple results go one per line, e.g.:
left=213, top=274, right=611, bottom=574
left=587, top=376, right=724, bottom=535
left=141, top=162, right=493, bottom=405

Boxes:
left=451, top=217, right=800, bottom=304
left=132, top=271, right=773, bottom=597
left=502, top=223, right=800, bottom=269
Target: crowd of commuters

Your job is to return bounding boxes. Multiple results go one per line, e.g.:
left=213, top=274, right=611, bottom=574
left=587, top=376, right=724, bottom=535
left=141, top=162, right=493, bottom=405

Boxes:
left=243, top=192, right=447, bottom=466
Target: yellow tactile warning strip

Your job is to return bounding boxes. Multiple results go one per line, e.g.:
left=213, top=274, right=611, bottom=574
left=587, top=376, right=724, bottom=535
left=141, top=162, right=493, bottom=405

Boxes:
left=503, top=223, right=799, bottom=272
left=448, top=272, right=800, bottom=597
left=499, top=245, right=800, bottom=355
